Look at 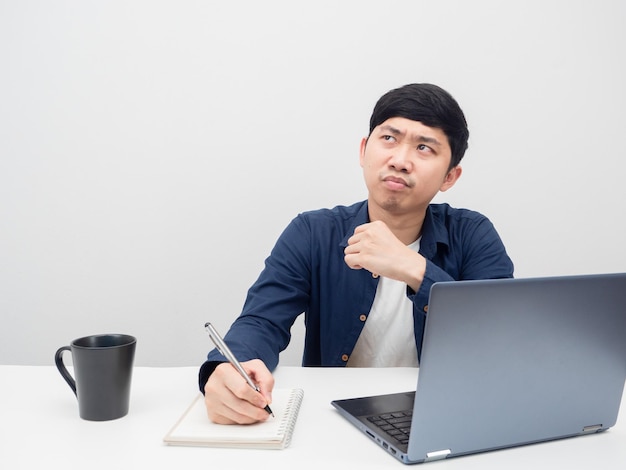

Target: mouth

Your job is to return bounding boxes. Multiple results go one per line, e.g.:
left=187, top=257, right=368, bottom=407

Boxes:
left=382, top=175, right=410, bottom=190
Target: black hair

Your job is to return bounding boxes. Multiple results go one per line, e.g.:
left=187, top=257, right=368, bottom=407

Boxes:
left=369, top=83, right=469, bottom=169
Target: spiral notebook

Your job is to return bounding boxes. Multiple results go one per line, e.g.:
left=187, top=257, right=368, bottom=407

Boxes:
left=163, top=388, right=304, bottom=449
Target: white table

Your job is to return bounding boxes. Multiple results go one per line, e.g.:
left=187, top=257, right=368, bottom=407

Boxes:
left=1, top=366, right=624, bottom=469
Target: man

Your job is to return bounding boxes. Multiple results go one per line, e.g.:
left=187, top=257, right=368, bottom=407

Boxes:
left=200, top=83, right=514, bottom=424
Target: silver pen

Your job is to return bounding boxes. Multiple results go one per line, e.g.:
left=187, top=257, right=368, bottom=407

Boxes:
left=204, top=322, right=274, bottom=416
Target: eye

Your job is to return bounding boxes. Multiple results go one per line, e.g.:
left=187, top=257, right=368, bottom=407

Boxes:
left=382, top=135, right=396, bottom=143
left=417, top=143, right=433, bottom=153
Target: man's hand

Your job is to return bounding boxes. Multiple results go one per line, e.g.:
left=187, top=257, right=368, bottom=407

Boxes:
left=344, top=220, right=426, bottom=291
left=203, top=359, right=274, bottom=424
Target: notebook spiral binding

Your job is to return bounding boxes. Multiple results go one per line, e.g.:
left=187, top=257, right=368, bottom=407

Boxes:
left=279, top=388, right=305, bottom=448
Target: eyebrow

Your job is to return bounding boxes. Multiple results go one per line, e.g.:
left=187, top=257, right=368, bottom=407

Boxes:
left=379, top=124, right=443, bottom=148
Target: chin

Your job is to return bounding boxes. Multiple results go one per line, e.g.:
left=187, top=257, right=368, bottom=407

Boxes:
left=379, top=198, right=404, bottom=212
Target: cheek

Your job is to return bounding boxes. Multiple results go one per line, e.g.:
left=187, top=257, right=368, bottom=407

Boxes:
left=362, top=161, right=378, bottom=179
left=361, top=164, right=379, bottom=188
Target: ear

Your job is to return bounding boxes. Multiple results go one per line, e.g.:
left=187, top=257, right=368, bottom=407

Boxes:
left=359, top=137, right=368, bottom=168
left=440, top=165, right=462, bottom=192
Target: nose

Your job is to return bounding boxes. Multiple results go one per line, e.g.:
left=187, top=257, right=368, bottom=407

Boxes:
left=388, top=145, right=412, bottom=173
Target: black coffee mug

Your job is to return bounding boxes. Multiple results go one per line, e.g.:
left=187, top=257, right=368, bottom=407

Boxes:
left=55, top=334, right=137, bottom=421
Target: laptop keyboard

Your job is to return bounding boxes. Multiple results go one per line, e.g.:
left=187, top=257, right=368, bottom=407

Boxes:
left=367, top=410, right=413, bottom=445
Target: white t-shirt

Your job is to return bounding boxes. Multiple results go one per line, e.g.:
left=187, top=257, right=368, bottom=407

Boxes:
left=347, top=239, right=420, bottom=368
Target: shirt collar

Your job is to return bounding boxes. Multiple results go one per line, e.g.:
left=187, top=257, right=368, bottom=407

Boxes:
left=420, top=205, right=450, bottom=259
left=339, top=201, right=370, bottom=247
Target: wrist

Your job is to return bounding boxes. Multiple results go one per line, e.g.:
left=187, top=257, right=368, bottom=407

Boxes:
left=403, top=251, right=426, bottom=292
left=198, top=360, right=226, bottom=394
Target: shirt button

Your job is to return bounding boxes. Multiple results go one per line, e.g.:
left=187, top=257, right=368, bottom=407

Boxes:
left=359, top=314, right=367, bottom=322
left=423, top=305, right=429, bottom=313
left=341, top=354, right=349, bottom=362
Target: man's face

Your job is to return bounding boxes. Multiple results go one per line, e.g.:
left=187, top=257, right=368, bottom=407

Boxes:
left=360, top=117, right=461, bottom=218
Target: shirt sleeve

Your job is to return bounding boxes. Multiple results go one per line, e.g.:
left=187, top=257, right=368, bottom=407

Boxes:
left=204, top=215, right=312, bottom=372
left=411, top=214, right=513, bottom=303
left=406, top=212, right=514, bottom=360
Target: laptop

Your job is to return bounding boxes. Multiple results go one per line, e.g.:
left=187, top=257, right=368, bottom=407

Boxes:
left=331, top=273, right=626, bottom=464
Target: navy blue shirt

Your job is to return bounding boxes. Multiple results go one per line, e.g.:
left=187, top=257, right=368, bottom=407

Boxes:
left=203, top=200, right=513, bottom=377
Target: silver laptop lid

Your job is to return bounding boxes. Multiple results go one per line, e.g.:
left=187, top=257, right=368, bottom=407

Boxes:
left=408, top=273, right=626, bottom=462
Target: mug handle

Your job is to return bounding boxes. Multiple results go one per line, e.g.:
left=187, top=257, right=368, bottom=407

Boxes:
left=54, top=346, right=77, bottom=396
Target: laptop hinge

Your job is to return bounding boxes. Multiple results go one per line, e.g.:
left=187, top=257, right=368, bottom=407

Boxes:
left=425, top=449, right=451, bottom=462
left=582, top=424, right=603, bottom=433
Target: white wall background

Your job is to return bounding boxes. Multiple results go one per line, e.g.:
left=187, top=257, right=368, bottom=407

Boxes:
left=1, top=0, right=625, bottom=367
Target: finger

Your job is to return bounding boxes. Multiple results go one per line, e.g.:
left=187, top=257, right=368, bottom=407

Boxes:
left=353, top=223, right=371, bottom=234
left=249, top=376, right=274, bottom=406
left=347, top=223, right=372, bottom=244
left=221, top=385, right=272, bottom=423
left=346, top=233, right=360, bottom=246
left=205, top=391, right=270, bottom=425
left=242, top=359, right=275, bottom=404
left=344, top=253, right=363, bottom=270
left=344, top=243, right=358, bottom=255
left=224, top=370, right=269, bottom=409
